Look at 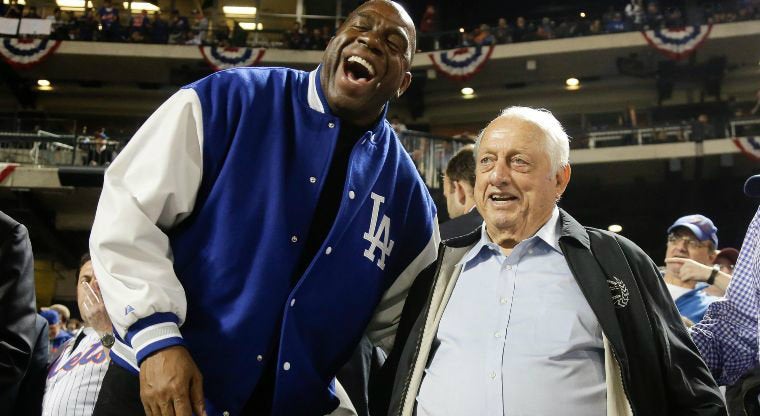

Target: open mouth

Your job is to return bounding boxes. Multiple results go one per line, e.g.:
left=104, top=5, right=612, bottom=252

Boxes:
left=343, top=55, right=376, bottom=83
left=488, top=193, right=519, bottom=204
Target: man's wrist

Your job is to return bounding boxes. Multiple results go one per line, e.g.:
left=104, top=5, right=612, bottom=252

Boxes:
left=706, top=265, right=720, bottom=285
left=100, top=332, right=116, bottom=348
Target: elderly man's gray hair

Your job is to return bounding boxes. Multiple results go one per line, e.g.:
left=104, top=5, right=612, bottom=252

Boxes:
left=474, top=106, right=570, bottom=174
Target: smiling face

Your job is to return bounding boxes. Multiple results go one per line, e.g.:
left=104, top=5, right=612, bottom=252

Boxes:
left=474, top=117, right=570, bottom=251
left=320, top=0, right=415, bottom=127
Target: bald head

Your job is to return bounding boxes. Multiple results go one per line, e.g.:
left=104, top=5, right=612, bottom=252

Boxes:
left=347, top=0, right=416, bottom=62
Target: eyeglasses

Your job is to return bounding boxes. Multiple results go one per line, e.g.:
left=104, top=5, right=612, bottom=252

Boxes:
left=667, top=234, right=707, bottom=249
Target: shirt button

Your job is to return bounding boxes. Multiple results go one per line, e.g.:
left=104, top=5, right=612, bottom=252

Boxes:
left=325, top=246, right=332, bottom=255
left=528, top=249, right=534, bottom=255
left=283, top=362, right=291, bottom=371
left=256, top=355, right=263, bottom=362
left=348, top=190, right=356, bottom=200
left=290, top=298, right=296, bottom=307
left=500, top=298, right=507, bottom=304
left=309, top=176, right=317, bottom=184
left=489, top=371, right=497, bottom=379
left=291, top=235, right=298, bottom=243
left=223, top=412, right=230, bottom=416
left=494, top=331, right=501, bottom=338
left=505, top=265, right=512, bottom=270
left=328, top=122, right=335, bottom=128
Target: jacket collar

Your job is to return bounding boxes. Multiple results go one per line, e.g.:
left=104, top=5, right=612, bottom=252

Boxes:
left=558, top=208, right=591, bottom=250
left=307, top=66, right=390, bottom=138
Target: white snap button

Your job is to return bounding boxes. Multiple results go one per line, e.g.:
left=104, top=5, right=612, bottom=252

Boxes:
left=283, top=362, right=291, bottom=371
left=290, top=299, right=295, bottom=307
left=325, top=247, right=332, bottom=255
left=291, top=235, right=298, bottom=243
left=494, top=332, right=501, bottom=338
left=500, top=298, right=507, bottom=304
left=257, top=355, right=263, bottom=362
left=489, top=371, right=496, bottom=379
left=223, top=411, right=230, bottom=416
left=309, top=176, right=316, bottom=184
left=348, top=190, right=355, bottom=199
left=328, top=122, right=335, bottom=128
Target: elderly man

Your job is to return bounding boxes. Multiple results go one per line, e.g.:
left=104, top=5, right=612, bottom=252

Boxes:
left=90, top=1, right=438, bottom=415
left=378, top=107, right=724, bottom=415
left=440, top=145, right=482, bottom=239
left=662, top=215, right=725, bottom=322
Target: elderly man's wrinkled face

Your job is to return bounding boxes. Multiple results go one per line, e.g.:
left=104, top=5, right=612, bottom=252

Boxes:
left=474, top=117, right=570, bottom=249
left=320, top=0, right=415, bottom=127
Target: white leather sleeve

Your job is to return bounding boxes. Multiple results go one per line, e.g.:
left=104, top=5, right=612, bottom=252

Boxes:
left=89, top=88, right=204, bottom=351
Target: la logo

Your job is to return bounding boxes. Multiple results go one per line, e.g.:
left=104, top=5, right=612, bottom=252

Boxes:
left=363, top=192, right=395, bottom=270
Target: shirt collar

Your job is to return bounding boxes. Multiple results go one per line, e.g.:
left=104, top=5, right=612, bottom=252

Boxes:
left=458, top=206, right=561, bottom=266
left=308, top=66, right=390, bottom=138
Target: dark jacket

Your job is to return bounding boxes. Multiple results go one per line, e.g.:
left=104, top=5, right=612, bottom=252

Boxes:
left=9, top=315, right=48, bottom=416
left=0, top=211, right=37, bottom=413
left=374, top=209, right=725, bottom=416
left=438, top=209, right=482, bottom=241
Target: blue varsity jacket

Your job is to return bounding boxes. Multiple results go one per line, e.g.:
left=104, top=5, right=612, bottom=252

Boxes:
left=107, top=67, right=438, bottom=415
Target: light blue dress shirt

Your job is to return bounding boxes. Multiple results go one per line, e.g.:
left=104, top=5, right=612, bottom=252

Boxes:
left=416, top=207, right=606, bottom=416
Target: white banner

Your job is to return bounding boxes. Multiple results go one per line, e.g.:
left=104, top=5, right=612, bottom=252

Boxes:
left=19, top=18, right=52, bottom=35
left=0, top=17, right=19, bottom=36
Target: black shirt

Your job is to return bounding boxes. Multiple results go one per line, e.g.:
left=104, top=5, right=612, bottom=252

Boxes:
left=291, top=122, right=365, bottom=285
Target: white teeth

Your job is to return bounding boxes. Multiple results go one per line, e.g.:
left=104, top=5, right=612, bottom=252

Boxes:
left=347, top=55, right=375, bottom=77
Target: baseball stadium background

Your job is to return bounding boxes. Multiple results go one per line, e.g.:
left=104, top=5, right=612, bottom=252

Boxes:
left=0, top=0, right=757, bottom=317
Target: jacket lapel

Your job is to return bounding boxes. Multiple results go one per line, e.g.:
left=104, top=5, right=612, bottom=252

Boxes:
left=557, top=210, right=629, bottom=365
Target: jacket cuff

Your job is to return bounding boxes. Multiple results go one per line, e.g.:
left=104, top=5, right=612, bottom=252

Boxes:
left=126, top=312, right=185, bottom=365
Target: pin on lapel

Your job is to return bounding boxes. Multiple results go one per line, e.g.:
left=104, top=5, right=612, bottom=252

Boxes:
left=607, top=276, right=629, bottom=308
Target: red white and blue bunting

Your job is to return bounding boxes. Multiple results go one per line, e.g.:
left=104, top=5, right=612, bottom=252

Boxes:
left=0, top=37, right=60, bottom=69
left=199, top=46, right=266, bottom=71
left=733, top=136, right=760, bottom=161
left=641, top=25, right=712, bottom=60
left=428, top=45, right=494, bottom=82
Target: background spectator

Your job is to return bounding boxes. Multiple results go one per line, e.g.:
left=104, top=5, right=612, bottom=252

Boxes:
left=39, top=309, right=71, bottom=363
left=97, top=0, right=120, bottom=41
left=168, top=9, right=189, bottom=44
left=187, top=9, right=208, bottom=45
left=148, top=11, right=169, bottom=44
left=23, top=5, right=40, bottom=19
left=128, top=9, right=149, bottom=43
left=494, top=17, right=511, bottom=44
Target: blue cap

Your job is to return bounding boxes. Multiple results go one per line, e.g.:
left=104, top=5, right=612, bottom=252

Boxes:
left=745, top=175, right=760, bottom=198
left=40, top=309, right=60, bottom=325
left=667, top=214, right=718, bottom=247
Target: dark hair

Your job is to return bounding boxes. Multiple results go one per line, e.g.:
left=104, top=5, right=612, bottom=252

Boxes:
left=76, top=253, right=92, bottom=284
left=445, top=146, right=476, bottom=188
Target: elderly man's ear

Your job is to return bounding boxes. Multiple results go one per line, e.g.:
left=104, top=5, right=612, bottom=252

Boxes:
left=555, top=164, right=572, bottom=199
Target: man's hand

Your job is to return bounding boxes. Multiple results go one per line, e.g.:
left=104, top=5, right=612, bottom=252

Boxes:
left=81, top=280, right=112, bottom=334
left=139, top=346, right=206, bottom=416
left=665, top=257, right=712, bottom=283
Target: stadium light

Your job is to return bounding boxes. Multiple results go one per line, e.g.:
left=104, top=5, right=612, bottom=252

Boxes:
left=223, top=6, right=257, bottom=16
left=459, top=27, right=465, bottom=33
left=123, top=2, right=160, bottom=11
left=238, top=22, right=263, bottom=31
left=565, top=77, right=580, bottom=87
left=608, top=224, right=623, bottom=233
left=2, top=0, right=25, bottom=5
left=460, top=87, right=474, bottom=96
left=580, top=12, right=586, bottom=18
left=37, top=79, right=51, bottom=87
